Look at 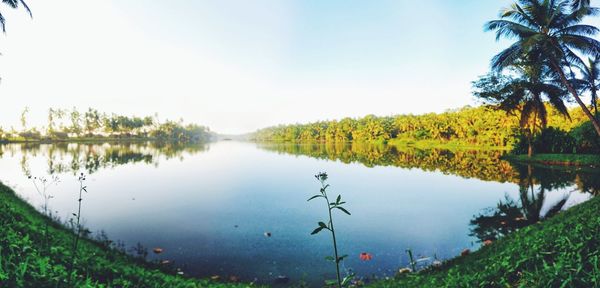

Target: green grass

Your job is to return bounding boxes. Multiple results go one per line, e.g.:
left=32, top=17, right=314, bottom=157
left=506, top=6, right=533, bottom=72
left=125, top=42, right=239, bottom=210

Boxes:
left=368, top=196, right=600, bottom=288
left=504, top=153, right=600, bottom=167
left=0, top=182, right=252, bottom=288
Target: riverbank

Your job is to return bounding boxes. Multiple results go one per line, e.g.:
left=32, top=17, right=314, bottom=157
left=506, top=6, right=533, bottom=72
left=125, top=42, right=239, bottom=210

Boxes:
left=504, top=153, right=600, bottom=168
left=0, top=182, right=251, bottom=287
left=368, top=195, right=600, bottom=287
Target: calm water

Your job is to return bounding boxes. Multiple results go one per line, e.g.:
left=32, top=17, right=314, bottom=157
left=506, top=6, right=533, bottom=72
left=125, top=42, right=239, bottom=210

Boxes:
left=0, top=141, right=598, bottom=286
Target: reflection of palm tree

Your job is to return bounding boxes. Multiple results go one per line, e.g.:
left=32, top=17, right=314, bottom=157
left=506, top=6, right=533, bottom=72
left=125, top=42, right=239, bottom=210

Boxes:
left=470, top=165, right=570, bottom=242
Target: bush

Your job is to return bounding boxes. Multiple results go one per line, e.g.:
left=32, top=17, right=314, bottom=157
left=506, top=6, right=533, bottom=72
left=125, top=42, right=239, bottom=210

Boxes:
left=18, top=130, right=42, bottom=140
left=511, top=123, right=599, bottom=155
left=570, top=121, right=600, bottom=154
left=534, top=127, right=576, bottom=154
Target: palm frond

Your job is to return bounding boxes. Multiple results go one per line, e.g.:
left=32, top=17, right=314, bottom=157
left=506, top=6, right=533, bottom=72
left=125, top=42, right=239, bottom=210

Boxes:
left=491, top=41, right=525, bottom=71
left=485, top=20, right=537, bottom=41
left=556, top=24, right=600, bottom=37
left=559, top=34, right=600, bottom=58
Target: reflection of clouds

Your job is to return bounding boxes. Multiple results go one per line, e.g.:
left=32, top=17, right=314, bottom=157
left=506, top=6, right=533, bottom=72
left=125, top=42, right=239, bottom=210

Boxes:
left=562, top=191, right=593, bottom=210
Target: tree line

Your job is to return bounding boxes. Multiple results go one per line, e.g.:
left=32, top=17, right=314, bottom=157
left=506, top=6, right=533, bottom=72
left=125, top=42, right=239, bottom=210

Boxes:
left=0, top=107, right=213, bottom=143
left=252, top=105, right=590, bottom=148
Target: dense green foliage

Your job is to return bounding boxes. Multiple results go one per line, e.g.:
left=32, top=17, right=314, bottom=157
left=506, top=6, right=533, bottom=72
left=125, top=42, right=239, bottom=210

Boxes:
left=253, top=105, right=590, bottom=148
left=368, top=195, right=600, bottom=287
left=511, top=121, right=600, bottom=154
left=0, top=182, right=252, bottom=288
left=0, top=108, right=213, bottom=143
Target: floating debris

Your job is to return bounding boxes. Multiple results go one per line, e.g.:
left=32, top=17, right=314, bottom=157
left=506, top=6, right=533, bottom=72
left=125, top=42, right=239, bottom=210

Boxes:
left=398, top=268, right=412, bottom=274
left=264, top=232, right=272, bottom=237
left=229, top=275, right=240, bottom=282
left=359, top=252, right=373, bottom=261
left=461, top=249, right=470, bottom=256
left=483, top=239, right=493, bottom=246
left=274, top=275, right=290, bottom=284
left=211, top=275, right=220, bottom=281
left=432, top=260, right=442, bottom=267
left=152, top=247, right=163, bottom=254
left=160, top=260, right=171, bottom=265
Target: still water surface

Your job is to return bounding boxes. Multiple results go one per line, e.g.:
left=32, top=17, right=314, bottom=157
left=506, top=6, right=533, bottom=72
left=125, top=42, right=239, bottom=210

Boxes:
left=0, top=141, right=597, bottom=286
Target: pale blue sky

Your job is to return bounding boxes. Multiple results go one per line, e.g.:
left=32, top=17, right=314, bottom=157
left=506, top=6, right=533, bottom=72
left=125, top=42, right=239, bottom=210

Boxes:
left=0, top=0, right=597, bottom=134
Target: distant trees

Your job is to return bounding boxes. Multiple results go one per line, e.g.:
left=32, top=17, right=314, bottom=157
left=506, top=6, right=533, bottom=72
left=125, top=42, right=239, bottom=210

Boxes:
left=4, top=107, right=212, bottom=143
left=253, top=105, right=589, bottom=148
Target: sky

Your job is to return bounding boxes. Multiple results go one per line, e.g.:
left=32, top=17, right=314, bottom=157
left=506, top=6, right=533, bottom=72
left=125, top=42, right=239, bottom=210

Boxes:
left=0, top=0, right=598, bottom=134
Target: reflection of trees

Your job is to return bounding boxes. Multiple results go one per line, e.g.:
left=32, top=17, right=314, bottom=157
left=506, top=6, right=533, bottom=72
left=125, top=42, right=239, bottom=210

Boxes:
left=1, top=142, right=207, bottom=176
left=257, top=142, right=517, bottom=182
left=470, top=165, right=573, bottom=242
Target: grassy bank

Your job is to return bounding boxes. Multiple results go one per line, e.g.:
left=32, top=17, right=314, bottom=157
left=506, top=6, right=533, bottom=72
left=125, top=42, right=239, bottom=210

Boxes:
left=0, top=182, right=250, bottom=288
left=504, top=154, right=600, bottom=168
left=368, top=196, right=600, bottom=287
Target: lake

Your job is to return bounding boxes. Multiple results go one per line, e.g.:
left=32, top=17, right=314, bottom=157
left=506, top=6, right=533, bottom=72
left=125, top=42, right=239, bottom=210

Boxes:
left=0, top=141, right=597, bottom=287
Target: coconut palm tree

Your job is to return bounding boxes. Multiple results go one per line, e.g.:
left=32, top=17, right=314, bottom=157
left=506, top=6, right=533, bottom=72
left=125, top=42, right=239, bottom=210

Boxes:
left=0, top=0, right=31, bottom=32
left=485, top=0, right=600, bottom=136
left=473, top=60, right=570, bottom=156
left=573, top=57, right=600, bottom=117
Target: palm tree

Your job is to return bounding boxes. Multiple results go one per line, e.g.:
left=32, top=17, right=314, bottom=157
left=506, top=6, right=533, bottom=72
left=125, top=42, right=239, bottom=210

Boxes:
left=485, top=0, right=600, bottom=136
left=474, top=61, right=570, bottom=157
left=0, top=0, right=31, bottom=32
left=573, top=57, right=600, bottom=117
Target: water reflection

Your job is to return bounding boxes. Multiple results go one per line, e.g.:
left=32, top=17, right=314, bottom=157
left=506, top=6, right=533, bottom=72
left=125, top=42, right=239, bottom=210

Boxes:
left=1, top=141, right=599, bottom=286
left=256, top=142, right=517, bottom=182
left=468, top=162, right=600, bottom=243
left=1, top=142, right=208, bottom=176
left=257, top=142, right=600, bottom=245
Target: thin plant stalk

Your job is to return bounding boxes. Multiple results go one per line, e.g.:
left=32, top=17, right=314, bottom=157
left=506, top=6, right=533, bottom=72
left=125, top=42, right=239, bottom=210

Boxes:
left=67, top=173, right=87, bottom=287
left=30, top=175, right=59, bottom=252
left=324, top=183, right=342, bottom=286
left=308, top=172, right=352, bottom=288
